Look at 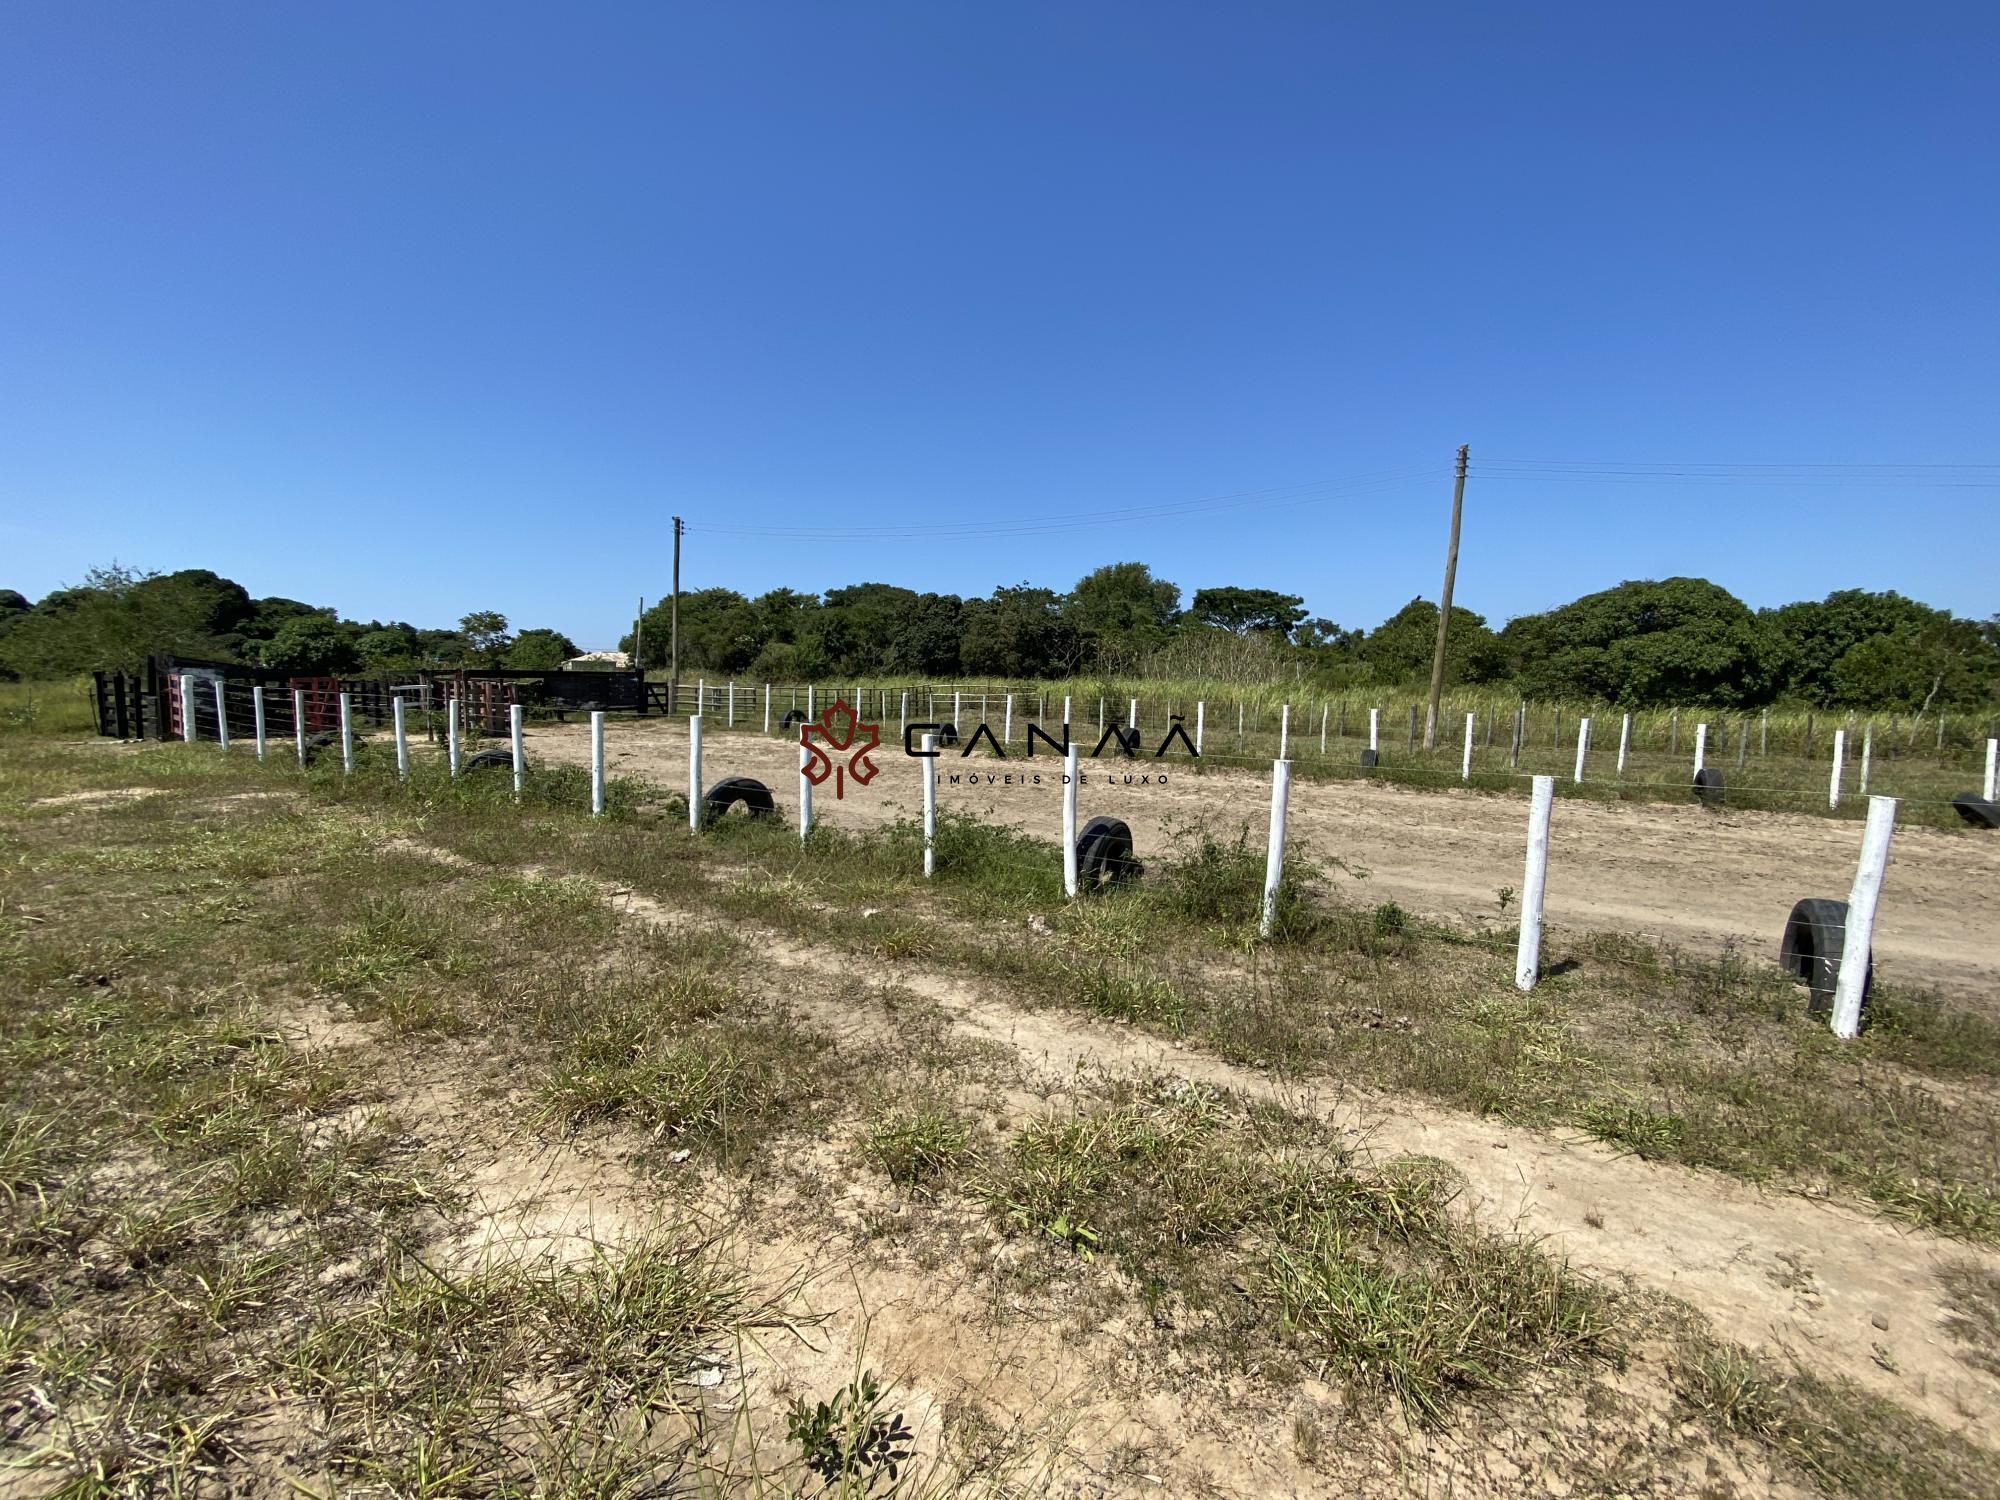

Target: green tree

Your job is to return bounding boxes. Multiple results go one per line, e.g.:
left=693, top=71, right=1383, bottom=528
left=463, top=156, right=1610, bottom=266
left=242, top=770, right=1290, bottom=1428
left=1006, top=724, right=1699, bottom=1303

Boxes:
left=1066, top=562, right=1180, bottom=665
left=1190, top=586, right=1309, bottom=639
left=505, top=627, right=581, bottom=670
left=260, top=616, right=358, bottom=674
left=459, top=611, right=512, bottom=665
left=1764, top=590, right=1977, bottom=707
left=959, top=586, right=1082, bottom=677
left=1500, top=578, right=1777, bottom=706
left=1359, top=598, right=1502, bottom=686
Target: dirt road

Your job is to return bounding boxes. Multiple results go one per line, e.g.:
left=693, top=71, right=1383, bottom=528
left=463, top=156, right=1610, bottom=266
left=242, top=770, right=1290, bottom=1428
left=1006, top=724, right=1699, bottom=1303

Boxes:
left=523, top=718, right=2000, bottom=1007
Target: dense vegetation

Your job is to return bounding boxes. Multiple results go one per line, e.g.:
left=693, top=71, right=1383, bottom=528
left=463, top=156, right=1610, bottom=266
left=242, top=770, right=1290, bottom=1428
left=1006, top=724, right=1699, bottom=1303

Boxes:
left=4, top=561, right=1994, bottom=712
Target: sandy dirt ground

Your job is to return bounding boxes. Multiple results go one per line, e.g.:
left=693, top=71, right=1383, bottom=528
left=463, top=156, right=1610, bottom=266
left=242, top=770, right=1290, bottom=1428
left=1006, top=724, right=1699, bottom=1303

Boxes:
left=521, top=719, right=2000, bottom=1008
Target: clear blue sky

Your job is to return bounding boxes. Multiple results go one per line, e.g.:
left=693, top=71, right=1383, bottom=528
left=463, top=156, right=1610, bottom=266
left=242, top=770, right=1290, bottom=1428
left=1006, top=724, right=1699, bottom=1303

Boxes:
left=4, top=2, right=1994, bottom=647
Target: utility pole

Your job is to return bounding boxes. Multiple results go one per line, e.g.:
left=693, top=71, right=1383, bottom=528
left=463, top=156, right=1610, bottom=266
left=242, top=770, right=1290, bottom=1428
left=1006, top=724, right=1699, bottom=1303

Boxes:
left=1423, top=444, right=1469, bottom=749
left=670, top=516, right=682, bottom=715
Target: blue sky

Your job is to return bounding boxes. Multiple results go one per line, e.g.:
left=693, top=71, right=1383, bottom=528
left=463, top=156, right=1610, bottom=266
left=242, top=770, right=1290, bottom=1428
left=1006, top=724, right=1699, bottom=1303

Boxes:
left=3, top=2, right=1994, bottom=647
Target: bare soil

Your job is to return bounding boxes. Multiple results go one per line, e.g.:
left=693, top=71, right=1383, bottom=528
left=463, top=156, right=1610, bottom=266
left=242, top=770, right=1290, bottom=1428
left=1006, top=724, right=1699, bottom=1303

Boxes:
left=524, top=719, right=2000, bottom=1007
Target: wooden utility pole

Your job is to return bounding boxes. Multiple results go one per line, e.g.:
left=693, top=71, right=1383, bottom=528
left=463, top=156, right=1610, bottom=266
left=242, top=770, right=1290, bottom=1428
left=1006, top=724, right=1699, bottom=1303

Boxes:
left=669, top=516, right=683, bottom=714
left=1423, top=445, right=1470, bottom=749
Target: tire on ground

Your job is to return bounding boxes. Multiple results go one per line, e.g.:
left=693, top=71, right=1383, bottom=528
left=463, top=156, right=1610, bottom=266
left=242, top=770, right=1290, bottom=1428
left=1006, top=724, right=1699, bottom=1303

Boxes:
left=1360, top=749, right=1380, bottom=769
left=463, top=748, right=515, bottom=772
left=780, top=709, right=809, bottom=730
left=1951, top=793, right=2000, bottom=829
left=1778, top=896, right=1870, bottom=1021
left=935, top=722, right=959, bottom=747
left=300, top=729, right=345, bottom=765
left=704, top=776, right=777, bottom=825
left=1692, top=767, right=1725, bottom=805
left=1075, top=814, right=1142, bottom=891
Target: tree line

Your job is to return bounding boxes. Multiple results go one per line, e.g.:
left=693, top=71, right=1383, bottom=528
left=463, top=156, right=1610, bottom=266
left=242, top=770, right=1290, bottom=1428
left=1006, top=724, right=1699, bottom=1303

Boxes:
left=4, top=560, right=1994, bottom=711
left=0, top=566, right=577, bottom=680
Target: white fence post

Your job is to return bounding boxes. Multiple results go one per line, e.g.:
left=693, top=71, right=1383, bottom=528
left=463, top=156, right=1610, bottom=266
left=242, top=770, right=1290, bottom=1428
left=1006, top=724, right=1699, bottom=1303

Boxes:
left=1693, top=721, right=1708, bottom=776
left=1859, top=724, right=1872, bottom=794
left=952, top=690, right=961, bottom=728
left=1617, top=713, right=1631, bottom=776
left=1985, top=738, right=1998, bottom=802
left=921, top=732, right=936, bottom=876
left=1831, top=796, right=1897, bottom=1039
left=1062, top=744, right=1079, bottom=898
left=1260, top=758, right=1293, bottom=938
left=1129, top=697, right=1139, bottom=738
left=1064, top=695, right=1074, bottom=737
left=798, top=737, right=813, bottom=842
left=213, top=680, right=231, bottom=750
left=1830, top=728, right=1846, bottom=809
left=764, top=683, right=772, bottom=734
left=1279, top=704, right=1290, bottom=759
left=727, top=680, right=735, bottom=728
left=252, top=685, right=267, bottom=762
left=338, top=692, right=354, bottom=775
left=1369, top=707, right=1380, bottom=754
left=1515, top=776, right=1555, bottom=990
left=393, top=696, right=410, bottom=779
left=179, top=675, right=196, bottom=744
left=688, top=714, right=704, bottom=832
left=808, top=685, right=816, bottom=720
left=510, top=703, right=525, bottom=799
left=1573, top=716, right=1591, bottom=783
left=1194, top=700, right=1205, bottom=755
left=1320, top=704, right=1329, bottom=754
left=293, top=688, right=307, bottom=766
left=447, top=698, right=461, bottom=776
left=698, top=678, right=705, bottom=717
left=1004, top=693, right=1013, bottom=744
left=590, top=711, right=606, bottom=816
left=1461, top=711, right=1475, bottom=781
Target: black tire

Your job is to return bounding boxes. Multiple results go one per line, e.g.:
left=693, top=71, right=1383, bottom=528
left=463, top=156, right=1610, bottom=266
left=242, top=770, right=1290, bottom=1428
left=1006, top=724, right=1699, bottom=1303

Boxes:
left=1693, top=768, right=1725, bottom=805
left=463, top=748, right=515, bottom=773
left=1360, top=749, right=1380, bottom=769
left=703, top=776, right=776, bottom=824
left=779, top=709, right=808, bottom=730
left=1951, top=793, right=2000, bottom=829
left=300, top=729, right=343, bottom=765
left=935, top=722, right=959, bottom=747
left=1779, top=897, right=1871, bottom=1020
left=1075, top=815, right=1142, bottom=891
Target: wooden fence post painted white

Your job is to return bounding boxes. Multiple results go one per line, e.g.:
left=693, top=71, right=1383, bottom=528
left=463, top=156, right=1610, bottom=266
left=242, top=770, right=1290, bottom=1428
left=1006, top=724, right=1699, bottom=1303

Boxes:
left=393, top=696, right=410, bottom=779
left=1004, top=693, right=1013, bottom=744
left=1859, top=724, right=1873, bottom=794
left=1831, top=796, right=1897, bottom=1039
left=1693, top=721, right=1708, bottom=775
left=1129, top=697, right=1139, bottom=738
left=1617, top=713, right=1631, bottom=776
left=213, top=680, right=231, bottom=749
left=1260, top=758, right=1292, bottom=939
left=1985, top=738, right=1998, bottom=802
left=1462, top=711, right=1475, bottom=781
left=688, top=714, right=704, bottom=832
left=1369, top=707, right=1380, bottom=754
left=698, top=678, right=705, bottom=717
left=1279, top=704, right=1290, bottom=759
left=179, top=675, right=196, bottom=744
left=1515, top=776, right=1555, bottom=990
left=900, top=691, right=908, bottom=738
left=1320, top=704, right=1329, bottom=754
left=808, top=685, right=816, bottom=720
left=1237, top=701, right=1244, bottom=743
left=293, top=688, right=307, bottom=766
left=252, top=685, right=267, bottom=761
left=589, top=711, right=606, bottom=817
left=727, top=680, right=735, bottom=728
left=953, top=690, right=961, bottom=728
left=1574, top=716, right=1591, bottom=783
left=1194, top=701, right=1204, bottom=754
left=765, top=683, right=772, bottom=734
left=798, top=738, right=813, bottom=842
left=1830, top=728, right=1846, bottom=810
left=921, top=732, right=936, bottom=877
left=447, top=698, right=461, bottom=776
left=1062, top=744, right=1080, bottom=899
left=338, top=692, right=354, bottom=775
left=510, top=703, right=524, bottom=799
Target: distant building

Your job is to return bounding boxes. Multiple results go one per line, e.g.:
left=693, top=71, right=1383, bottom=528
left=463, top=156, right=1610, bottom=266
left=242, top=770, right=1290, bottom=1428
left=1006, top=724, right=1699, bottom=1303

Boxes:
left=563, top=650, right=632, bottom=671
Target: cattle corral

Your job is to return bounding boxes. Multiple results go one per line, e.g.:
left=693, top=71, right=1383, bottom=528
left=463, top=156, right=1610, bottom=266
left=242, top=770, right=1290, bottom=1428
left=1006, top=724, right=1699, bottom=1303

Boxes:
left=519, top=711, right=2000, bottom=1011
